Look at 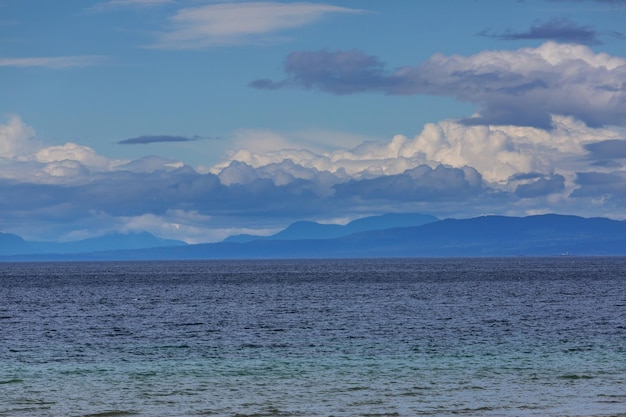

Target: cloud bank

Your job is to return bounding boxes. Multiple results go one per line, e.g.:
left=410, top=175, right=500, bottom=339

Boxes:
left=3, top=112, right=625, bottom=243
left=251, top=42, right=626, bottom=128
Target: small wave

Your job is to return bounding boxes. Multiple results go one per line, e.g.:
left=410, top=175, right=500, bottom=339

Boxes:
left=0, top=378, right=22, bottom=384
left=231, top=406, right=296, bottom=417
left=80, top=411, right=139, bottom=417
left=453, top=406, right=496, bottom=412
left=597, top=393, right=626, bottom=404
left=345, top=385, right=369, bottom=391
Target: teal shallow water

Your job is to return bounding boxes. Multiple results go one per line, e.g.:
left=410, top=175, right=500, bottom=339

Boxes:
left=1, top=258, right=625, bottom=416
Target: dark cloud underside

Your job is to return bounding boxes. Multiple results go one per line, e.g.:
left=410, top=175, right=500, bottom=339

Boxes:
left=514, top=174, right=565, bottom=198
left=584, top=139, right=626, bottom=159
left=478, top=19, right=601, bottom=45
left=0, top=162, right=496, bottom=231
left=572, top=171, right=626, bottom=203
left=333, top=165, right=485, bottom=202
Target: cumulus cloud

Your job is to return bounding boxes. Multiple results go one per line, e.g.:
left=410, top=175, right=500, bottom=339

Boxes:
left=478, top=18, right=601, bottom=45
left=0, top=56, right=106, bottom=68
left=251, top=42, right=626, bottom=128
left=214, top=115, right=617, bottom=185
left=208, top=115, right=626, bottom=221
left=35, top=143, right=115, bottom=171
left=118, top=135, right=200, bottom=144
left=0, top=117, right=124, bottom=184
left=0, top=115, right=39, bottom=158
left=152, top=2, right=364, bottom=49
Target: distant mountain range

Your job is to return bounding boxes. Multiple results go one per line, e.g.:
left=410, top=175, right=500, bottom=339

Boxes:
left=224, top=213, right=439, bottom=242
left=2, top=214, right=626, bottom=261
left=0, top=213, right=436, bottom=258
left=0, top=231, right=186, bottom=257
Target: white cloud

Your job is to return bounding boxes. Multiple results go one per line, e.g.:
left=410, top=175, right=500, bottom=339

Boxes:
left=0, top=115, right=39, bottom=158
left=153, top=2, right=364, bottom=48
left=3, top=114, right=625, bottom=243
left=254, top=42, right=626, bottom=128
left=0, top=56, right=106, bottom=69
left=211, top=115, right=620, bottom=188
left=35, top=143, right=117, bottom=171
left=105, top=0, right=173, bottom=5
left=41, top=160, right=92, bottom=178
left=115, top=210, right=281, bottom=243
left=87, top=0, right=174, bottom=13
left=116, top=211, right=212, bottom=243
left=0, top=116, right=166, bottom=184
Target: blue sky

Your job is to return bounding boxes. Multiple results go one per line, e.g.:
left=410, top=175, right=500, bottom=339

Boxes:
left=2, top=0, right=626, bottom=243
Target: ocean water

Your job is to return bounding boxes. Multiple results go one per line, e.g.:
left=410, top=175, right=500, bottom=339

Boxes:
left=1, top=258, right=625, bottom=417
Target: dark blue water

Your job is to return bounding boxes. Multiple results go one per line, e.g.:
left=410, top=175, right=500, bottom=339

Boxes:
left=1, top=258, right=625, bottom=416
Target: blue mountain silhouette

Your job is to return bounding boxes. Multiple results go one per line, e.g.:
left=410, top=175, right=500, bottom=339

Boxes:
left=3, top=214, right=625, bottom=260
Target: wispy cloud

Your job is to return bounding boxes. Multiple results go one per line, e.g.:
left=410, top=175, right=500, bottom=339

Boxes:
left=0, top=55, right=106, bottom=69
left=87, top=0, right=174, bottom=13
left=152, top=2, right=365, bottom=49
left=478, top=18, right=602, bottom=45
left=251, top=42, right=626, bottom=128
left=609, top=31, right=626, bottom=40
left=118, top=135, right=200, bottom=145
left=104, top=0, right=174, bottom=5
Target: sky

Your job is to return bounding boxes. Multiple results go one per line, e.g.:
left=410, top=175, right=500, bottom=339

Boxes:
left=2, top=0, right=626, bottom=243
